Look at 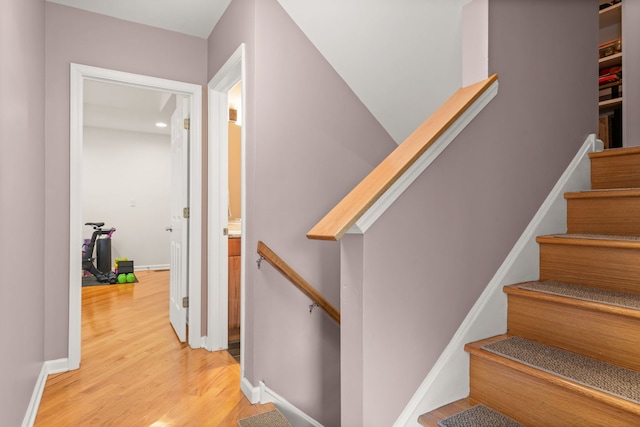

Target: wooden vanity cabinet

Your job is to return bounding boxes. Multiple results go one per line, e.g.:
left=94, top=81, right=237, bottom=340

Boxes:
left=228, top=238, right=241, bottom=341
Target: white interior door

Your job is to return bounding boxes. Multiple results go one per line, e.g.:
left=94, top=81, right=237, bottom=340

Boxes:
left=169, top=95, right=190, bottom=342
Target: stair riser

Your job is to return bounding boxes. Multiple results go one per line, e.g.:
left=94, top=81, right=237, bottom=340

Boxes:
left=591, top=151, right=640, bottom=190
left=469, top=355, right=639, bottom=426
left=507, top=294, right=640, bottom=371
left=539, top=242, right=640, bottom=294
left=567, top=196, right=640, bottom=235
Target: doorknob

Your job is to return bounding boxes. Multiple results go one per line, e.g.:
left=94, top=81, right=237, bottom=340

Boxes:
left=165, top=226, right=173, bottom=232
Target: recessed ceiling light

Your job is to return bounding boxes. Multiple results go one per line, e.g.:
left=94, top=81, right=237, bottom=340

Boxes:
left=156, top=122, right=167, bottom=128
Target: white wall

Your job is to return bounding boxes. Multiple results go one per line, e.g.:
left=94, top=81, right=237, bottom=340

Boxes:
left=82, top=127, right=171, bottom=269
left=276, top=0, right=469, bottom=144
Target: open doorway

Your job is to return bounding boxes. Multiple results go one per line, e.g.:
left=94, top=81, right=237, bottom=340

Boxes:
left=227, top=81, right=242, bottom=362
left=81, top=81, right=194, bottom=344
left=69, top=64, right=203, bottom=370
left=81, top=80, right=174, bottom=277
left=207, top=45, right=246, bottom=369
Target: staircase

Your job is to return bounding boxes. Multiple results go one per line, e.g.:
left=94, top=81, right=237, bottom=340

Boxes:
left=418, top=146, right=640, bottom=426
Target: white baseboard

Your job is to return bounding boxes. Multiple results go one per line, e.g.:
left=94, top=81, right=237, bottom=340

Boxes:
left=45, top=358, right=70, bottom=375
left=242, top=376, right=260, bottom=404
left=394, top=134, right=599, bottom=426
left=258, top=381, right=323, bottom=427
left=22, top=358, right=70, bottom=427
left=134, top=264, right=169, bottom=272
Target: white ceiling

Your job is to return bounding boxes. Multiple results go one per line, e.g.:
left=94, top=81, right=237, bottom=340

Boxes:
left=50, top=0, right=469, bottom=144
left=46, top=0, right=231, bottom=38
left=83, top=79, right=242, bottom=136
left=84, top=80, right=175, bottom=135
left=277, top=0, right=468, bottom=143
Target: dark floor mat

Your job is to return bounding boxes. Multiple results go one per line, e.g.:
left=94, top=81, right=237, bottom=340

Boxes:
left=82, top=275, right=138, bottom=287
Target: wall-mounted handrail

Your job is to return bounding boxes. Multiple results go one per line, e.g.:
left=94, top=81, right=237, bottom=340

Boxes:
left=257, top=241, right=340, bottom=325
left=307, top=74, right=499, bottom=241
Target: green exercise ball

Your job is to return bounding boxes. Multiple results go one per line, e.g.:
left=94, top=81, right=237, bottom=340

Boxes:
left=117, top=274, right=127, bottom=284
left=126, top=273, right=135, bottom=283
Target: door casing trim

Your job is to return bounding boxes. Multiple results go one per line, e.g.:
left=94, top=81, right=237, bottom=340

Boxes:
left=206, top=44, right=246, bottom=374
left=69, top=63, right=203, bottom=369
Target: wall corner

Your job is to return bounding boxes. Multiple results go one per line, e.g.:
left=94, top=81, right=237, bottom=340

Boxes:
left=462, top=0, right=489, bottom=86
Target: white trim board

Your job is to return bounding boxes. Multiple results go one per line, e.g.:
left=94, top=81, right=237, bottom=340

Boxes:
left=22, top=358, right=69, bottom=427
left=241, top=376, right=261, bottom=404
left=206, top=45, right=246, bottom=368
left=394, top=134, right=601, bottom=426
left=69, top=64, right=203, bottom=370
left=241, top=377, right=323, bottom=427
left=347, top=80, right=498, bottom=235
left=259, top=381, right=324, bottom=427
left=134, top=264, right=170, bottom=272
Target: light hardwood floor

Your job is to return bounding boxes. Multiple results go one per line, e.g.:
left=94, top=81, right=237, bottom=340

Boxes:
left=35, top=270, right=274, bottom=426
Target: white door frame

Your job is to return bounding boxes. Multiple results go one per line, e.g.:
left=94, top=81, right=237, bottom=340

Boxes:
left=207, top=45, right=246, bottom=366
left=69, top=63, right=203, bottom=370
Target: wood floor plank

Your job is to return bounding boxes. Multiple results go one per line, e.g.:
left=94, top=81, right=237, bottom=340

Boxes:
left=35, top=270, right=275, bottom=426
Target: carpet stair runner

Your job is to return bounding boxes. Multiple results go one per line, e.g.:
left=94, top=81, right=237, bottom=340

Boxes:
left=506, top=280, right=640, bottom=371
left=436, top=404, right=523, bottom=427
left=237, top=408, right=292, bottom=427
left=419, top=146, right=640, bottom=426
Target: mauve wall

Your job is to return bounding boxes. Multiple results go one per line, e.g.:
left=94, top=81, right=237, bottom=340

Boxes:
left=623, top=1, right=640, bottom=146
left=208, top=0, right=396, bottom=424
left=44, top=3, right=207, bottom=360
left=0, top=0, right=45, bottom=424
left=345, top=1, right=598, bottom=425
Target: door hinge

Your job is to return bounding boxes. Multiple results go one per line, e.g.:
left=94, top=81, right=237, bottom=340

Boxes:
left=183, top=207, right=190, bottom=218
left=182, top=296, right=189, bottom=308
left=223, top=227, right=228, bottom=236
left=184, top=118, right=190, bottom=130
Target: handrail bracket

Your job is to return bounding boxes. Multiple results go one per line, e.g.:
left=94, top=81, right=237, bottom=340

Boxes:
left=309, top=302, right=319, bottom=314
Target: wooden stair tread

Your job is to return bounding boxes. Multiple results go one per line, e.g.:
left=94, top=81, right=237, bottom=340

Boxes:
left=536, top=233, right=640, bottom=248
left=465, top=335, right=640, bottom=416
left=506, top=281, right=640, bottom=319
left=417, top=397, right=478, bottom=426
left=565, top=188, right=640, bottom=198
left=589, top=146, right=640, bottom=159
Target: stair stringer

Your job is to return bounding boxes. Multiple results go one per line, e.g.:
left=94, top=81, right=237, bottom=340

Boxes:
left=393, top=134, right=601, bottom=427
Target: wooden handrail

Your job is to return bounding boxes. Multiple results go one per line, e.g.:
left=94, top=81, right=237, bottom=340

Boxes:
left=257, top=241, right=340, bottom=325
left=307, top=74, right=499, bottom=241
